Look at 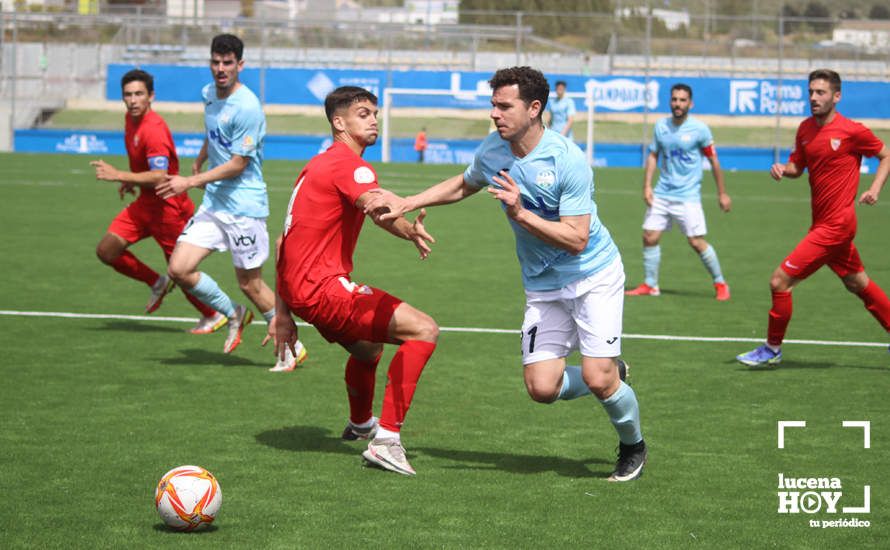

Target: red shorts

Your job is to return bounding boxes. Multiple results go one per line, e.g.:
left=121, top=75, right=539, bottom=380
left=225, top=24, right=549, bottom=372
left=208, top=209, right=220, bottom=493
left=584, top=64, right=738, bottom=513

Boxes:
left=108, top=199, right=194, bottom=255
left=780, top=232, right=864, bottom=280
left=291, top=277, right=403, bottom=345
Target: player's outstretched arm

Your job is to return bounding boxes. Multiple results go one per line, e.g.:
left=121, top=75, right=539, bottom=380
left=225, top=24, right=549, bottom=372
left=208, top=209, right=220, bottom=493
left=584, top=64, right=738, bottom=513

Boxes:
left=357, top=192, right=435, bottom=259
left=706, top=153, right=731, bottom=212
left=859, top=146, right=890, bottom=205
left=489, top=170, right=589, bottom=255
left=157, top=155, right=249, bottom=198
left=91, top=159, right=166, bottom=187
left=363, top=173, right=480, bottom=222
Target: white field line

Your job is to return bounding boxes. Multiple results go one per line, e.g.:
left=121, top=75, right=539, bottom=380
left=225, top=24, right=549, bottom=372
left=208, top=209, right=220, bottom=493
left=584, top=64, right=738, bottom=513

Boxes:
left=0, top=309, right=885, bottom=348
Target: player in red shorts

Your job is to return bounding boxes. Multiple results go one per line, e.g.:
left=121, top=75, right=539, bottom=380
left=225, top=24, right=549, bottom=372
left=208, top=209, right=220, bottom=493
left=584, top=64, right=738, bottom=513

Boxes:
left=93, top=69, right=226, bottom=334
left=268, top=86, right=437, bottom=475
left=737, top=69, right=890, bottom=366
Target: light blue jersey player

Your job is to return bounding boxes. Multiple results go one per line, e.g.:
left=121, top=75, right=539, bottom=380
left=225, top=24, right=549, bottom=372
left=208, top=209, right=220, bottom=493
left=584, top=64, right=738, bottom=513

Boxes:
left=625, top=83, right=732, bottom=301
left=201, top=82, right=268, bottom=218
left=158, top=33, right=307, bottom=370
left=363, top=67, right=647, bottom=482
left=545, top=80, right=576, bottom=139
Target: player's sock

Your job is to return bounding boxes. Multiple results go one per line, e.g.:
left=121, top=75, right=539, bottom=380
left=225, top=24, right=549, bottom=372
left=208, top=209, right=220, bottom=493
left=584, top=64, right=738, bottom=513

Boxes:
left=183, top=289, right=216, bottom=317
left=379, top=340, right=436, bottom=432
left=188, top=272, right=236, bottom=318
left=110, top=251, right=157, bottom=285
left=856, top=280, right=890, bottom=332
left=557, top=365, right=592, bottom=400
left=767, top=290, right=793, bottom=347
left=698, top=245, right=725, bottom=284
left=345, top=353, right=382, bottom=425
left=375, top=426, right=400, bottom=442
left=643, top=245, right=660, bottom=288
left=261, top=308, right=275, bottom=323
left=599, top=381, right=643, bottom=445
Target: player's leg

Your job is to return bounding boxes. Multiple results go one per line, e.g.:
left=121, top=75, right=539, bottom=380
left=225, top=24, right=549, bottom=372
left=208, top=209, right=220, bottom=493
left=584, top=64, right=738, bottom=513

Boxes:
left=680, top=200, right=729, bottom=300
left=520, top=291, right=575, bottom=402
left=340, top=340, right=383, bottom=440
left=736, top=235, right=827, bottom=366
left=832, top=244, right=890, bottom=335
left=153, top=216, right=224, bottom=331
left=627, top=198, right=668, bottom=296
left=575, top=258, right=646, bottom=481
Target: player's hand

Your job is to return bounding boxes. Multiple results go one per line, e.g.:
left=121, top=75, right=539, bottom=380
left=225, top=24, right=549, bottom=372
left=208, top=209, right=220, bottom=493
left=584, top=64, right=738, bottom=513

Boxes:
left=858, top=188, right=880, bottom=206
left=118, top=183, right=136, bottom=200
left=718, top=193, right=732, bottom=212
left=91, top=159, right=120, bottom=182
left=770, top=163, right=786, bottom=181
left=643, top=186, right=654, bottom=207
left=364, top=188, right=409, bottom=222
left=157, top=175, right=191, bottom=198
left=489, top=170, right=523, bottom=219
left=261, top=312, right=298, bottom=363
left=410, top=208, right=435, bottom=259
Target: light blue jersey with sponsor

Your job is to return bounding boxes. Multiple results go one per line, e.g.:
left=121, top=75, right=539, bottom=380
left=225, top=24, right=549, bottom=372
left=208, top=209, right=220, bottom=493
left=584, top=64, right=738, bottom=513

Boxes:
left=464, top=129, right=619, bottom=292
left=547, top=95, right=577, bottom=138
left=648, top=115, right=713, bottom=202
left=201, top=83, right=268, bottom=218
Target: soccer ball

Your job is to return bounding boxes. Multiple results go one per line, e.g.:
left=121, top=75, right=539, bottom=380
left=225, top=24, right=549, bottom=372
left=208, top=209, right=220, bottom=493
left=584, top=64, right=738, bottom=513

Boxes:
left=154, top=465, right=222, bottom=531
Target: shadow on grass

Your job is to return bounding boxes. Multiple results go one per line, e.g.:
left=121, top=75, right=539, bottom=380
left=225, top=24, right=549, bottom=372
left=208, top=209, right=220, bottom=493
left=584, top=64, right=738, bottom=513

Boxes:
left=158, top=348, right=266, bottom=368
left=152, top=523, right=219, bottom=534
left=413, top=446, right=611, bottom=478
left=92, top=320, right=184, bottom=334
left=729, top=359, right=887, bottom=371
left=255, top=425, right=356, bottom=456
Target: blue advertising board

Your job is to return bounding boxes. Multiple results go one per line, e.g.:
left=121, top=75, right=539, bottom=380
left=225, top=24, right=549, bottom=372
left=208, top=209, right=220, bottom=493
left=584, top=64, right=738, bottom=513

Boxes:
left=106, top=64, right=890, bottom=119
left=20, top=128, right=884, bottom=174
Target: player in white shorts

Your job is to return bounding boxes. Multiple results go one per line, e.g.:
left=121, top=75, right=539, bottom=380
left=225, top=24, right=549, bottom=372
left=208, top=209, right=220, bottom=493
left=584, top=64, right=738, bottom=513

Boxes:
left=157, top=33, right=306, bottom=369
left=626, top=83, right=732, bottom=301
left=365, top=67, right=646, bottom=482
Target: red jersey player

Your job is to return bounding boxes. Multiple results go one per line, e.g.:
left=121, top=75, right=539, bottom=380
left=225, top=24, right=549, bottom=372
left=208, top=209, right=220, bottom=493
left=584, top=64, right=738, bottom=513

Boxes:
left=93, top=69, right=225, bottom=334
left=269, top=86, right=437, bottom=476
left=737, top=69, right=890, bottom=366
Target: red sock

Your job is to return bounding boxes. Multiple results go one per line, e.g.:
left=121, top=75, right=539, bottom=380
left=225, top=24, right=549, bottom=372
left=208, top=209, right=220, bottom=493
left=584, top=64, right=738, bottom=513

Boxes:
left=856, top=280, right=890, bottom=332
left=110, top=251, right=157, bottom=286
left=379, top=340, right=436, bottom=432
left=345, top=353, right=382, bottom=425
left=767, top=290, right=793, bottom=347
left=183, top=289, right=216, bottom=317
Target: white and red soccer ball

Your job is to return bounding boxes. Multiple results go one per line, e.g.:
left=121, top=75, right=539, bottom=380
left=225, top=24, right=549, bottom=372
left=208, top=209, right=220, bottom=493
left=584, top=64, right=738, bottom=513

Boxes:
left=154, top=465, right=222, bottom=531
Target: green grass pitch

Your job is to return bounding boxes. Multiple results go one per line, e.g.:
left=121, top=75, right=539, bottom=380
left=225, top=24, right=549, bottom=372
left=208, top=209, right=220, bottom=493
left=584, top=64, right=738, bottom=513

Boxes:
left=1, top=152, right=888, bottom=548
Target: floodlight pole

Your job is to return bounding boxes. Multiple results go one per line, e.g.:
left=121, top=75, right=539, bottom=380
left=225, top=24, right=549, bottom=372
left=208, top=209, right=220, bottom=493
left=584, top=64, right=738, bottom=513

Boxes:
left=586, top=87, right=595, bottom=166
left=381, top=88, right=392, bottom=163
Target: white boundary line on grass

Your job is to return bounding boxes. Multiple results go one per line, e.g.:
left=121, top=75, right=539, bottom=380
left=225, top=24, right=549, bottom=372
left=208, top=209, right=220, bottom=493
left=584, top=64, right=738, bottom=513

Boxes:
left=1, top=309, right=886, bottom=348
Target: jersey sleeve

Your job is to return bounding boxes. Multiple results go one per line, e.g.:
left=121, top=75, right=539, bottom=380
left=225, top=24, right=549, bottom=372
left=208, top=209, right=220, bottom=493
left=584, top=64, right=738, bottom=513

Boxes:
left=566, top=98, right=577, bottom=116
left=853, top=124, right=884, bottom=158
left=699, top=123, right=714, bottom=148
left=788, top=125, right=806, bottom=167
left=463, top=135, right=495, bottom=188
left=558, top=153, right=592, bottom=216
left=334, top=161, right=379, bottom=205
left=225, top=104, right=263, bottom=159
left=143, top=120, right=172, bottom=170
left=647, top=124, right=660, bottom=155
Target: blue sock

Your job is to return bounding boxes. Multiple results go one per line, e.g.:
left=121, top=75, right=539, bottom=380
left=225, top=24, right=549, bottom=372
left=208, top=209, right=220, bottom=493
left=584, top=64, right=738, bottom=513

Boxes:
left=599, top=381, right=643, bottom=445
left=557, top=366, right=592, bottom=400
left=262, top=308, right=275, bottom=323
left=189, top=273, right=236, bottom=318
left=699, top=245, right=725, bottom=284
left=643, top=245, right=660, bottom=287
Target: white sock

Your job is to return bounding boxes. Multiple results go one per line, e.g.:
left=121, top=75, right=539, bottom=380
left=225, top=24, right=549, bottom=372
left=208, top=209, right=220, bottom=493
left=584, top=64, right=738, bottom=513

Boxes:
left=375, top=426, right=400, bottom=441
left=767, top=343, right=781, bottom=353
left=352, top=416, right=377, bottom=429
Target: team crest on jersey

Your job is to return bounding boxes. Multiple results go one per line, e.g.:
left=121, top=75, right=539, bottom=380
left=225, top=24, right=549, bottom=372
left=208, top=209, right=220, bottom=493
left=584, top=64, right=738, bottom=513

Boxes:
left=535, top=170, right=556, bottom=188
left=830, top=138, right=842, bottom=151
left=133, top=135, right=140, bottom=147
left=354, top=166, right=375, bottom=184
left=242, top=135, right=255, bottom=151
left=681, top=134, right=692, bottom=143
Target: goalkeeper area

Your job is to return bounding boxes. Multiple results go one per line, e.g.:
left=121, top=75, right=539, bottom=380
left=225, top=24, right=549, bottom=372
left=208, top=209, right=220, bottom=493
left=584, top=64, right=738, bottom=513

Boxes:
left=2, top=153, right=889, bottom=547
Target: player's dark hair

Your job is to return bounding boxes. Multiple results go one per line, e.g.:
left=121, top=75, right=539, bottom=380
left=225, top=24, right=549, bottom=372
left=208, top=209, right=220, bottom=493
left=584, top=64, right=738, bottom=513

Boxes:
left=809, top=69, right=841, bottom=92
left=555, top=80, right=567, bottom=88
left=121, top=69, right=154, bottom=94
left=325, top=86, right=378, bottom=123
left=671, top=83, right=693, bottom=99
left=489, top=67, right=550, bottom=118
left=211, top=33, right=244, bottom=61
